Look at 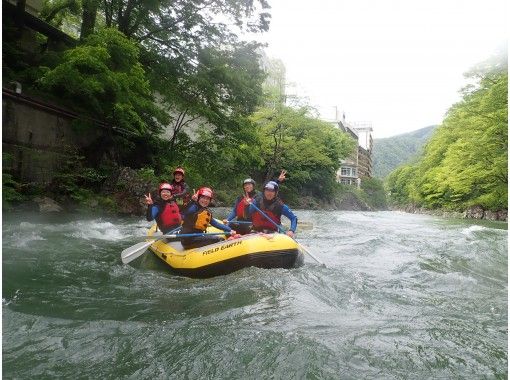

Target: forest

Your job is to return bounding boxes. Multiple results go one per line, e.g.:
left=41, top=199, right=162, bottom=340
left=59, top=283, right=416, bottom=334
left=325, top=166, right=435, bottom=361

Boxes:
left=385, top=52, right=508, bottom=212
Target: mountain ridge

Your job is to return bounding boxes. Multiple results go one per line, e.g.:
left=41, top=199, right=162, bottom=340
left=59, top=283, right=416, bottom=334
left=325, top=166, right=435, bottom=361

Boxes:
left=372, top=125, right=437, bottom=178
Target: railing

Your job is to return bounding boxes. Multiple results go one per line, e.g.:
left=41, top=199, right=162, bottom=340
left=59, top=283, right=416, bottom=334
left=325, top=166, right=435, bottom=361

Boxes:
left=2, top=88, right=134, bottom=136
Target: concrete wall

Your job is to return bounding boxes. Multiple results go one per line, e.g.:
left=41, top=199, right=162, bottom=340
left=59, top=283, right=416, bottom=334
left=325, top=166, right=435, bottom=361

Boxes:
left=2, top=90, right=105, bottom=183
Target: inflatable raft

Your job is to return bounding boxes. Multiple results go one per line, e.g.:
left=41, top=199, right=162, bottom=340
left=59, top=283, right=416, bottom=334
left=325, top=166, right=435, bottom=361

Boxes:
left=147, top=225, right=304, bottom=278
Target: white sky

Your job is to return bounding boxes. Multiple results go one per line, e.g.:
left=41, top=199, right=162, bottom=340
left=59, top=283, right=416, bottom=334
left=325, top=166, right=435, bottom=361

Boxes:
left=254, top=0, right=508, bottom=138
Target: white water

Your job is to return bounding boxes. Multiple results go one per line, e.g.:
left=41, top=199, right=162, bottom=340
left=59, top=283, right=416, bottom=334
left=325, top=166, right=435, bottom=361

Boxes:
left=2, top=210, right=507, bottom=379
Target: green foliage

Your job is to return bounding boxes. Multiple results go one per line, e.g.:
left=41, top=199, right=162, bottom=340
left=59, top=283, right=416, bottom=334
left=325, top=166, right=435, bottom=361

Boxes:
left=101, top=0, right=270, bottom=48
left=2, top=173, right=24, bottom=210
left=41, top=0, right=82, bottom=36
left=38, top=28, right=167, bottom=135
left=50, top=152, right=108, bottom=198
left=176, top=116, right=264, bottom=195
left=147, top=42, right=266, bottom=160
left=137, top=167, right=158, bottom=182
left=386, top=51, right=508, bottom=212
left=373, top=126, right=437, bottom=178
left=250, top=105, right=355, bottom=201
left=2, top=154, right=24, bottom=207
left=360, top=177, right=388, bottom=209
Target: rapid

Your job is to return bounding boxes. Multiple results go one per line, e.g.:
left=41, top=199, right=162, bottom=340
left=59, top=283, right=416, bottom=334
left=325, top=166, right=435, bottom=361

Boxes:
left=2, top=210, right=507, bottom=379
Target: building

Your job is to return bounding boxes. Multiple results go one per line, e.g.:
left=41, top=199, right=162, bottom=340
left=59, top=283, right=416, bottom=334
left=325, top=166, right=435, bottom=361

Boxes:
left=331, top=115, right=373, bottom=187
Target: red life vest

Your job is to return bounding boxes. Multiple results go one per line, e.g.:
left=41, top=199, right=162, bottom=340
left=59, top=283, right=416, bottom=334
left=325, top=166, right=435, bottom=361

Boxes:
left=155, top=201, right=182, bottom=233
left=235, top=196, right=251, bottom=219
left=251, top=198, right=283, bottom=231
left=235, top=190, right=260, bottom=220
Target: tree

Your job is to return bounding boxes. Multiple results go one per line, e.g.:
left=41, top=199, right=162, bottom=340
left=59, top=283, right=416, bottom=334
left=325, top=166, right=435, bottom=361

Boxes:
left=385, top=49, right=508, bottom=211
left=148, top=42, right=266, bottom=161
left=39, top=28, right=167, bottom=136
left=250, top=105, right=355, bottom=200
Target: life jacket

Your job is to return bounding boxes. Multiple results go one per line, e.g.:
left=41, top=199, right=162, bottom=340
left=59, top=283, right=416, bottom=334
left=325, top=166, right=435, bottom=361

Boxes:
left=155, top=201, right=181, bottom=233
left=235, top=190, right=258, bottom=220
left=251, top=197, right=283, bottom=232
left=171, top=180, right=191, bottom=207
left=182, top=206, right=212, bottom=234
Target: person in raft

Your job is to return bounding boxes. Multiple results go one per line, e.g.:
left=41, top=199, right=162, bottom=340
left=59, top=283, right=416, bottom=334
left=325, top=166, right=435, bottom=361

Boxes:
left=170, top=166, right=191, bottom=211
left=180, top=187, right=236, bottom=249
left=145, top=183, right=182, bottom=234
left=224, top=170, right=288, bottom=235
left=248, top=180, right=297, bottom=237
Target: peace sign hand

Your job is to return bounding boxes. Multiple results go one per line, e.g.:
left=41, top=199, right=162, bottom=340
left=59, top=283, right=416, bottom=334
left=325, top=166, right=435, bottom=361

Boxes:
left=243, top=194, right=252, bottom=205
left=145, top=193, right=153, bottom=205
left=278, top=169, right=287, bottom=182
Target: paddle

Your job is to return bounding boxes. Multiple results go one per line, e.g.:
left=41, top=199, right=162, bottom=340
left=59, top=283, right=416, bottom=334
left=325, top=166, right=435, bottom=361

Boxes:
left=249, top=202, right=326, bottom=267
left=121, top=226, right=182, bottom=264
left=121, top=230, right=234, bottom=264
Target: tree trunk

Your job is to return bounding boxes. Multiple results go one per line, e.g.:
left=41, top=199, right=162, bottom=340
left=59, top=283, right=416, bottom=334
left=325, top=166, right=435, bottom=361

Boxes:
left=80, top=0, right=100, bottom=40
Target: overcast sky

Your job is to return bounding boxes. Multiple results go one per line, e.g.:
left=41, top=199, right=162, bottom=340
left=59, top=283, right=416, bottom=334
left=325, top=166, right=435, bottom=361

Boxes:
left=254, top=0, right=507, bottom=138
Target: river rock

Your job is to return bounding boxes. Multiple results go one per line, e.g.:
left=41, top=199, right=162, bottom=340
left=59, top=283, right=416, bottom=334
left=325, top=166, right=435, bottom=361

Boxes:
left=485, top=209, right=508, bottom=222
left=33, top=196, right=63, bottom=212
left=464, top=205, right=485, bottom=219
left=484, top=210, right=498, bottom=221
left=497, top=209, right=508, bottom=221
left=334, top=192, right=371, bottom=211
left=102, top=166, right=158, bottom=215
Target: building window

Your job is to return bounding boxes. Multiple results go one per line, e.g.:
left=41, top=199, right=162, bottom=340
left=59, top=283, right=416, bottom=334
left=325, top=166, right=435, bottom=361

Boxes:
left=341, top=166, right=358, bottom=177
left=340, top=178, right=352, bottom=185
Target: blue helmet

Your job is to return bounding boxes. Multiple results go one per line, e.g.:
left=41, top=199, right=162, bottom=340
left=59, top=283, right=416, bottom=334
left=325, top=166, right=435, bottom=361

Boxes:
left=263, top=181, right=279, bottom=192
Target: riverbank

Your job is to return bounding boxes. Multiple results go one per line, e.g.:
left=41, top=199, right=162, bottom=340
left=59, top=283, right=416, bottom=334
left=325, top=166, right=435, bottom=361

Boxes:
left=5, top=167, right=387, bottom=215
left=396, top=204, right=508, bottom=222
left=9, top=191, right=378, bottom=216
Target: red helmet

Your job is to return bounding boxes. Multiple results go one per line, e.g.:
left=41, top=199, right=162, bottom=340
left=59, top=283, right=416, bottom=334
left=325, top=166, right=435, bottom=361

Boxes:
left=197, top=187, right=213, bottom=199
left=159, top=183, right=173, bottom=193
left=173, top=167, right=185, bottom=176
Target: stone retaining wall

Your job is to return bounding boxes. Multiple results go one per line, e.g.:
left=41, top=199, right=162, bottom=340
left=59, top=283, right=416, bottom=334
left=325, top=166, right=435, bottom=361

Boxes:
left=2, top=89, right=105, bottom=183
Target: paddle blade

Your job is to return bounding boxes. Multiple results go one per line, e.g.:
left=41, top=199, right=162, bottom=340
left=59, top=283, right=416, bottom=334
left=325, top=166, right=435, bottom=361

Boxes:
left=121, top=240, right=153, bottom=264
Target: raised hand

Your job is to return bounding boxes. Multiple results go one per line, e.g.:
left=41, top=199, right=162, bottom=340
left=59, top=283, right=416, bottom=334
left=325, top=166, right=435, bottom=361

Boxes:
left=278, top=169, right=287, bottom=182
left=145, top=193, right=153, bottom=205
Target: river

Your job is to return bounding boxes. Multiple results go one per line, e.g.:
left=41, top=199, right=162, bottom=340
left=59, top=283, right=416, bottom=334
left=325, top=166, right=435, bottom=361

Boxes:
left=2, top=210, right=507, bottom=379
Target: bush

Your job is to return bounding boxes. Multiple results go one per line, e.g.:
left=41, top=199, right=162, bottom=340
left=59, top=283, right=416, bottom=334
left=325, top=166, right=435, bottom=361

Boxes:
left=2, top=154, right=24, bottom=207
left=360, top=177, right=388, bottom=210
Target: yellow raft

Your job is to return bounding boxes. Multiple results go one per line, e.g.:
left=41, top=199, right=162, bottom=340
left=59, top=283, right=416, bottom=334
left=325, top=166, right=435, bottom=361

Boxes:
left=147, top=225, right=304, bottom=278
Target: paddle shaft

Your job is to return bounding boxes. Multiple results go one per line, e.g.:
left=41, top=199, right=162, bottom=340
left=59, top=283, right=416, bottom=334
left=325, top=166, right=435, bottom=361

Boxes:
left=121, top=226, right=182, bottom=264
left=157, top=232, right=231, bottom=239
left=249, top=202, right=285, bottom=233
left=250, top=202, right=325, bottom=267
